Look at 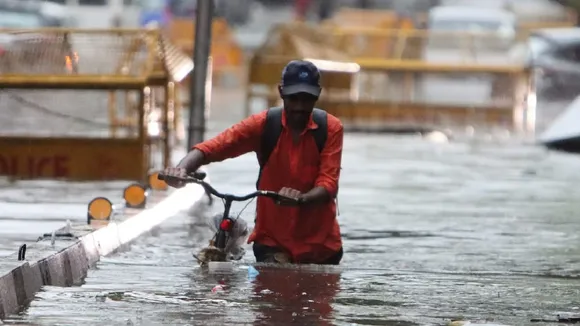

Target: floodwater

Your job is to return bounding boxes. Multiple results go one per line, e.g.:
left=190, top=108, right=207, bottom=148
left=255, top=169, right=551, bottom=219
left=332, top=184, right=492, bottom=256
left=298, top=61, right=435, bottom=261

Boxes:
left=0, top=180, right=130, bottom=257
left=2, top=4, right=580, bottom=324
left=4, top=127, right=580, bottom=325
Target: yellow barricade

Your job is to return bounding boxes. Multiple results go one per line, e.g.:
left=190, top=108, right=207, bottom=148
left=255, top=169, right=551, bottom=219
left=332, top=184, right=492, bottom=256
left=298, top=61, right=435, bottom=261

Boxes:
left=321, top=60, right=533, bottom=132
left=320, top=7, right=417, bottom=60
left=517, top=21, right=578, bottom=41
left=326, top=28, right=523, bottom=62
left=0, top=28, right=194, bottom=182
left=246, top=23, right=535, bottom=133
left=322, top=8, right=401, bottom=29
left=245, top=22, right=359, bottom=116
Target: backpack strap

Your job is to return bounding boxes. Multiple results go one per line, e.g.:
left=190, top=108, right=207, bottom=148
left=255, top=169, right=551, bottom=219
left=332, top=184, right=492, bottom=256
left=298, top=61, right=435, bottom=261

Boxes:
left=256, top=107, right=283, bottom=189
left=255, top=107, right=328, bottom=189
left=311, top=108, right=328, bottom=153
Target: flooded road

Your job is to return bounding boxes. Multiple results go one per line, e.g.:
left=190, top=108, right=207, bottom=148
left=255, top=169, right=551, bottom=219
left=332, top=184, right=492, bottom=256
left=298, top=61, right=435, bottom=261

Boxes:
left=5, top=128, right=580, bottom=325
left=2, top=4, right=580, bottom=323
left=0, top=181, right=129, bottom=257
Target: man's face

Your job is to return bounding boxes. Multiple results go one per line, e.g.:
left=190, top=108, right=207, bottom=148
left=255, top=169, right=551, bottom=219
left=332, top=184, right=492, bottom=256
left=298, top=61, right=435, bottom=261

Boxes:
left=282, top=92, right=317, bottom=129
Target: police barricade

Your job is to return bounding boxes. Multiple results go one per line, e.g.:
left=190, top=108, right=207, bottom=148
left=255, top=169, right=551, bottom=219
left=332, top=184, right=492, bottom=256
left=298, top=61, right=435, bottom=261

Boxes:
left=321, top=8, right=407, bottom=30
left=517, top=20, right=577, bottom=42
left=245, top=22, right=360, bottom=117
left=0, top=28, right=193, bottom=183
left=330, top=29, right=535, bottom=133
left=324, top=28, right=524, bottom=62
left=320, top=8, right=416, bottom=61
left=247, top=24, right=534, bottom=133
left=319, top=60, right=535, bottom=133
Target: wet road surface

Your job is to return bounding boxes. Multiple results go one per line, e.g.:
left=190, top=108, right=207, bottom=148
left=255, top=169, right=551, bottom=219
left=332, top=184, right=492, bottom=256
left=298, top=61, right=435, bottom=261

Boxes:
left=4, top=125, right=580, bottom=325
left=0, top=30, right=166, bottom=256
left=2, top=5, right=580, bottom=324
left=0, top=87, right=143, bottom=257
left=0, top=180, right=131, bottom=257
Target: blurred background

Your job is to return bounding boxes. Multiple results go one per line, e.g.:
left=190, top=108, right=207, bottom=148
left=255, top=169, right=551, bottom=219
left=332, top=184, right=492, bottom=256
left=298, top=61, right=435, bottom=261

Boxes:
left=2, top=1, right=580, bottom=325
left=3, top=0, right=577, bottom=132
left=2, top=0, right=580, bottom=136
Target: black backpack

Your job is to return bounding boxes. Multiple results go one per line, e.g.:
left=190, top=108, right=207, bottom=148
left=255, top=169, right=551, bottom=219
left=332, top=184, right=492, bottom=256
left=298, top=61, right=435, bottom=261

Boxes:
left=255, top=107, right=328, bottom=189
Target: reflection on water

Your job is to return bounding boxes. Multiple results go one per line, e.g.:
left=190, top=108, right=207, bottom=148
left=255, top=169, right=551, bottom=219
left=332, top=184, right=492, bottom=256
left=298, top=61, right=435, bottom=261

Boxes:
left=5, top=132, right=580, bottom=326
left=249, top=266, right=341, bottom=326
left=0, top=180, right=129, bottom=256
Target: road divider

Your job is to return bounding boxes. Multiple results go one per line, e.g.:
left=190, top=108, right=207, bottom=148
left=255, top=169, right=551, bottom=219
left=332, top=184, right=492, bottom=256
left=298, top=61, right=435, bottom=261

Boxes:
left=0, top=171, right=209, bottom=320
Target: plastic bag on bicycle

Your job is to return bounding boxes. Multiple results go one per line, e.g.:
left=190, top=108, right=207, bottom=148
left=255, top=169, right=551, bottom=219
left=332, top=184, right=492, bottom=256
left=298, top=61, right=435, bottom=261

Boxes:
left=208, top=213, right=250, bottom=261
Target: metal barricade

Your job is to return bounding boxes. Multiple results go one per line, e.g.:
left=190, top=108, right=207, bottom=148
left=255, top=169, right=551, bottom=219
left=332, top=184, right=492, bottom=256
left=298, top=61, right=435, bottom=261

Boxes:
left=0, top=28, right=194, bottom=182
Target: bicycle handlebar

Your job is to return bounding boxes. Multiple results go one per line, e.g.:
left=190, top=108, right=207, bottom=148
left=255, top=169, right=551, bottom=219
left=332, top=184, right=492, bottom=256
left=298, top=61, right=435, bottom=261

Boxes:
left=157, top=172, right=303, bottom=204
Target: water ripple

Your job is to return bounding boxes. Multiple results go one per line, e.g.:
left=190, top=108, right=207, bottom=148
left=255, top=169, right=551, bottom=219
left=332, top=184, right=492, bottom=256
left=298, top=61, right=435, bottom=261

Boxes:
left=5, top=133, right=580, bottom=326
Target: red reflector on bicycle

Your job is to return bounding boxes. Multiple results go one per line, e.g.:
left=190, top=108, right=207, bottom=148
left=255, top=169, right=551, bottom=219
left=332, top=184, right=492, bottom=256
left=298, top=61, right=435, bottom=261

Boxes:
left=220, top=219, right=233, bottom=231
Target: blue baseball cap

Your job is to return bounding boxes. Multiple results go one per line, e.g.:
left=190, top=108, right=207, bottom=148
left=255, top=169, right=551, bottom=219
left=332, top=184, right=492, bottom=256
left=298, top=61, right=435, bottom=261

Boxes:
left=280, top=60, right=321, bottom=98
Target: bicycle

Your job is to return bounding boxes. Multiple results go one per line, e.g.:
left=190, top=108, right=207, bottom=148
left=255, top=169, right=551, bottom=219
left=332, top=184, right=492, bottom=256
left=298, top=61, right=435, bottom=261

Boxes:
left=157, top=171, right=302, bottom=265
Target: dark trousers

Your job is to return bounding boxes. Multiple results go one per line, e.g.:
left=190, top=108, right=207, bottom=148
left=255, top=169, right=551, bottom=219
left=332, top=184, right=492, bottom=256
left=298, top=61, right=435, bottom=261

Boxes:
left=253, top=242, right=343, bottom=265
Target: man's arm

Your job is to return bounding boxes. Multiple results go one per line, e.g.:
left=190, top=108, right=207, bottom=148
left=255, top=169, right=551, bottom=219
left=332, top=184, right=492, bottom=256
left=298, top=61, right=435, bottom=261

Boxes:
left=177, top=112, right=266, bottom=173
left=301, top=121, right=343, bottom=205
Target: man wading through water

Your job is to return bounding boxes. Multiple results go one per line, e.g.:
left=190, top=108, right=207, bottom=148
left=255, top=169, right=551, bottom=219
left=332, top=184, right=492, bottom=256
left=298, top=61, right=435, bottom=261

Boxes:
left=163, top=60, right=344, bottom=265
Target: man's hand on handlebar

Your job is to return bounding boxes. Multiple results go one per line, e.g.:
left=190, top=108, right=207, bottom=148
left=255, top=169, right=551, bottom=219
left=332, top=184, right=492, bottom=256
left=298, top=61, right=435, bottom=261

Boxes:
left=276, top=187, right=304, bottom=206
left=161, top=167, right=189, bottom=188
left=157, top=172, right=303, bottom=205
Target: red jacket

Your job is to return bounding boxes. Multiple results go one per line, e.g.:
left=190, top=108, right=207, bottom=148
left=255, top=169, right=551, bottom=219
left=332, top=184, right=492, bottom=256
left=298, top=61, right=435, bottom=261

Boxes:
left=194, top=109, right=343, bottom=263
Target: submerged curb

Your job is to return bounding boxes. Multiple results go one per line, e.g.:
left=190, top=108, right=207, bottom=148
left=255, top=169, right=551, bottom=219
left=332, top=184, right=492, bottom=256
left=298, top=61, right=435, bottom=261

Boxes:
left=0, top=181, right=209, bottom=320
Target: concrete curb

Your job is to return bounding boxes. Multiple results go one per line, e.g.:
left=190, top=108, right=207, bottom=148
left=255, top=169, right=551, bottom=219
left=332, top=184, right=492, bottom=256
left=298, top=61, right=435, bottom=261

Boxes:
left=0, top=181, right=209, bottom=320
